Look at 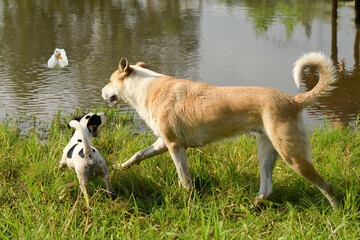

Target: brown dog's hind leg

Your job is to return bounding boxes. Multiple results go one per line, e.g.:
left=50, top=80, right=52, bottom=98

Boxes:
left=265, top=120, right=339, bottom=209
left=256, top=134, right=279, bottom=200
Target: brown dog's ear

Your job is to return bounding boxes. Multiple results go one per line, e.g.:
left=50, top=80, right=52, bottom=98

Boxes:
left=119, top=56, right=131, bottom=75
left=135, top=62, right=148, bottom=69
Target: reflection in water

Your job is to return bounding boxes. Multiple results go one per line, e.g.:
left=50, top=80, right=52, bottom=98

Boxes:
left=0, top=0, right=201, bottom=120
left=301, top=65, right=360, bottom=127
left=300, top=1, right=360, bottom=127
left=243, top=0, right=329, bottom=38
left=0, top=0, right=359, bottom=128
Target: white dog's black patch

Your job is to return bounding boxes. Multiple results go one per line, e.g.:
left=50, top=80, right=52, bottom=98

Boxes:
left=67, top=144, right=78, bottom=158
left=78, top=148, right=96, bottom=158
left=74, top=114, right=103, bottom=137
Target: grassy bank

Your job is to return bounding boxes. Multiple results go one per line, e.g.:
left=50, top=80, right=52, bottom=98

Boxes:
left=0, top=107, right=360, bottom=239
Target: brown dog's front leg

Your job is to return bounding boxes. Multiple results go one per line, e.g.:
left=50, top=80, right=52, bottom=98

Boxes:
left=167, top=141, right=193, bottom=190
left=120, top=137, right=168, bottom=168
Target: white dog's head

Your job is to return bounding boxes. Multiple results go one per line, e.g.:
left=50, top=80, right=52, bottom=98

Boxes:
left=72, top=112, right=106, bottom=137
left=101, top=56, right=148, bottom=106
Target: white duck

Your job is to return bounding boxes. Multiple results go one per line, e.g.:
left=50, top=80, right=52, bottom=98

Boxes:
left=47, top=48, right=68, bottom=68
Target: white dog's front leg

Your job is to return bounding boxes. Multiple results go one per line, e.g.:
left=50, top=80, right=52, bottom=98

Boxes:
left=169, top=146, right=193, bottom=190
left=121, top=137, right=168, bottom=168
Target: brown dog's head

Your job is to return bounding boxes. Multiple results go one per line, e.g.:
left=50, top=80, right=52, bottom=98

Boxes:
left=101, top=56, right=148, bottom=106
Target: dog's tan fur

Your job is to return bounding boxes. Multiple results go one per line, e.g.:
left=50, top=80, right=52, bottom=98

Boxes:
left=102, top=52, right=339, bottom=209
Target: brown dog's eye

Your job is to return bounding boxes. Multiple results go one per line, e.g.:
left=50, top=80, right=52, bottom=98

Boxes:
left=86, top=115, right=90, bottom=119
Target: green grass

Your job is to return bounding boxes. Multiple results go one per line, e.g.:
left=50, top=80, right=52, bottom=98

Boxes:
left=1, top=107, right=360, bottom=239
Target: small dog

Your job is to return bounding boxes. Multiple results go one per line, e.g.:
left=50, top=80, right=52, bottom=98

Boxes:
left=59, top=112, right=116, bottom=200
left=101, top=53, right=339, bottom=209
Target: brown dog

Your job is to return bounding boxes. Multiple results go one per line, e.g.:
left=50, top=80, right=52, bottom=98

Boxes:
left=102, top=53, right=339, bottom=209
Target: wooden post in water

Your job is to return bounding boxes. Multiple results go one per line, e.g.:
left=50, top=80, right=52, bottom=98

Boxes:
left=332, top=0, right=338, bottom=21
left=355, top=0, right=360, bottom=69
left=331, top=0, right=338, bottom=63
left=356, top=0, right=360, bottom=28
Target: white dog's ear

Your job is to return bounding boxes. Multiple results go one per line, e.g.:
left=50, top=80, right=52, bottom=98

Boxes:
left=119, top=56, right=131, bottom=75
left=74, top=114, right=85, bottom=122
left=98, top=112, right=106, bottom=125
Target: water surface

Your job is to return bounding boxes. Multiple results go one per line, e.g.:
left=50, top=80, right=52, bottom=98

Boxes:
left=0, top=0, right=359, bottom=128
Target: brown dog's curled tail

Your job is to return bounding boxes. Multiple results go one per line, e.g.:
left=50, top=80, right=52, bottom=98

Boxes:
left=293, top=52, right=338, bottom=108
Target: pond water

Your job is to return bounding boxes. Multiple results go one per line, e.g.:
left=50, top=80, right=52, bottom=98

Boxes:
left=0, top=0, right=359, bottom=128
